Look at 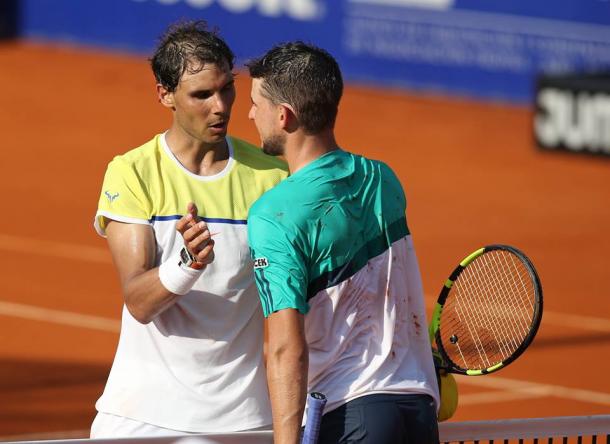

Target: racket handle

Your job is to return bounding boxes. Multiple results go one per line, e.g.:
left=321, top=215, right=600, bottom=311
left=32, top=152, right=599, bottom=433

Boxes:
left=301, top=392, right=327, bottom=444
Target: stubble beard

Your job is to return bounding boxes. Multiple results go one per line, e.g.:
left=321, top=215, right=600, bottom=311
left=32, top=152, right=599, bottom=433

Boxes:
left=261, top=133, right=286, bottom=156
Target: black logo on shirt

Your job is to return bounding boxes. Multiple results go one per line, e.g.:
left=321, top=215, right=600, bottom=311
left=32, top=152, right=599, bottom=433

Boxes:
left=253, top=257, right=269, bottom=269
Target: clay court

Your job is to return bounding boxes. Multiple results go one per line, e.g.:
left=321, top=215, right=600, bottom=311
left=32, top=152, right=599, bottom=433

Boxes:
left=0, top=41, right=609, bottom=439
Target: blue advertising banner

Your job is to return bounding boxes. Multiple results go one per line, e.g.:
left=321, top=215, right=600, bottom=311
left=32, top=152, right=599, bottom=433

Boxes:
left=18, top=0, right=610, bottom=102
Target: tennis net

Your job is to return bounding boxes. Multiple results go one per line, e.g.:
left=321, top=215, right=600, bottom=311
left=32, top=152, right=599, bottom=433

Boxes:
left=1, top=415, right=609, bottom=444
left=440, top=415, right=610, bottom=443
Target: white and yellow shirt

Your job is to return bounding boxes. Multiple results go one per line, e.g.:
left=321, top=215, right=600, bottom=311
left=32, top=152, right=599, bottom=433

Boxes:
left=94, top=133, right=287, bottom=432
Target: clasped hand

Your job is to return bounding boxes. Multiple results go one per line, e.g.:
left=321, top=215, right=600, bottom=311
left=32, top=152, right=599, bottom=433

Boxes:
left=176, top=202, right=216, bottom=266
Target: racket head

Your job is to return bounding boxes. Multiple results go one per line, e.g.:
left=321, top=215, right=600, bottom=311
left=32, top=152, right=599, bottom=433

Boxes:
left=431, top=244, right=543, bottom=375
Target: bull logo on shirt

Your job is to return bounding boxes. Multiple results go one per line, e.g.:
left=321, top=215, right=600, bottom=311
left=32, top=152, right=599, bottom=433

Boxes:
left=105, top=191, right=120, bottom=203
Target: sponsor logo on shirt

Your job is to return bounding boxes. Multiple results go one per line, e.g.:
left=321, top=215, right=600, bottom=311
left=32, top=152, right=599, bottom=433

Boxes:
left=253, top=257, right=269, bottom=269
left=104, top=191, right=120, bottom=203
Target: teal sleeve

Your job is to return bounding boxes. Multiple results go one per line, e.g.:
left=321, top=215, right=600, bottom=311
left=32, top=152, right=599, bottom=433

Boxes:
left=248, top=213, right=309, bottom=317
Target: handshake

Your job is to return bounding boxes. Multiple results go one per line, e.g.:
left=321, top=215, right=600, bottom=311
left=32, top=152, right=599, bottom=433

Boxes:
left=176, top=202, right=217, bottom=269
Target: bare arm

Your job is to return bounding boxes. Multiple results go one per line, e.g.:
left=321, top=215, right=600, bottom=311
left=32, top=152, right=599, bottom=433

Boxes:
left=266, top=308, right=309, bottom=444
left=105, top=202, right=215, bottom=323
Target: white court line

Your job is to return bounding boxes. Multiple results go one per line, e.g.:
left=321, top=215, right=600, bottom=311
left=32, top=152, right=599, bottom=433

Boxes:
left=0, top=301, right=120, bottom=333
left=5, top=230, right=609, bottom=335
left=0, top=233, right=111, bottom=264
left=2, top=300, right=610, bottom=408
left=0, top=232, right=608, bottom=333
left=456, top=374, right=610, bottom=407
left=0, top=430, right=89, bottom=441
left=2, top=233, right=610, bottom=408
left=425, top=297, right=610, bottom=334
left=542, top=311, right=610, bottom=333
left=458, top=387, right=551, bottom=405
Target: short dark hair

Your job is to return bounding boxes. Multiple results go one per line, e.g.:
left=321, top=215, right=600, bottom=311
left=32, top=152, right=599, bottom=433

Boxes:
left=247, top=41, right=343, bottom=134
left=150, top=20, right=234, bottom=92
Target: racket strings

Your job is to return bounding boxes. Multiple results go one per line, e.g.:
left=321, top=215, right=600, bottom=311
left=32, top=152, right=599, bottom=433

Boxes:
left=441, top=250, right=536, bottom=371
left=460, top=253, right=532, bottom=362
left=475, top=254, right=528, bottom=351
left=453, top=277, right=493, bottom=367
left=455, top=252, right=533, bottom=366
left=494, top=252, right=535, bottom=335
left=455, top=265, right=510, bottom=367
left=473, top=256, right=519, bottom=357
left=453, top=259, right=516, bottom=368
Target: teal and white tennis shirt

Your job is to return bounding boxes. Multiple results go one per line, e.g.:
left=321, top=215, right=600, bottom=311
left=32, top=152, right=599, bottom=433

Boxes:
left=248, top=149, right=440, bottom=416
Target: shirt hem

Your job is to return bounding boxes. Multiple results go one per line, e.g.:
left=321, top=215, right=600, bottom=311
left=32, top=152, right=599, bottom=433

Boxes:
left=94, top=211, right=151, bottom=237
left=94, top=405, right=272, bottom=434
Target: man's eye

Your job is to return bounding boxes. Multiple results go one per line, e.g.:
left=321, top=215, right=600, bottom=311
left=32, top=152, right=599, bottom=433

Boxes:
left=194, top=92, right=212, bottom=99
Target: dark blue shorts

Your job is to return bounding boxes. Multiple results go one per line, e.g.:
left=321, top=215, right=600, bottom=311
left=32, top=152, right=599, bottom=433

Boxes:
left=317, top=393, right=439, bottom=444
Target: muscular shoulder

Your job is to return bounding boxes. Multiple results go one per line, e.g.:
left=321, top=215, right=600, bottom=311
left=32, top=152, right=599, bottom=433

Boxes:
left=351, top=153, right=401, bottom=185
left=352, top=153, right=405, bottom=203
left=375, top=158, right=404, bottom=195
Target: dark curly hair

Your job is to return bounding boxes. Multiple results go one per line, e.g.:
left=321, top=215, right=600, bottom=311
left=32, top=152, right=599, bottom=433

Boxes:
left=150, top=20, right=235, bottom=92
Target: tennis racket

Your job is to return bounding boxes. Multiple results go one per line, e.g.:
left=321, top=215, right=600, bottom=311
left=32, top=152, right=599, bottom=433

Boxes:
left=301, top=392, right=327, bottom=444
left=428, top=244, right=543, bottom=376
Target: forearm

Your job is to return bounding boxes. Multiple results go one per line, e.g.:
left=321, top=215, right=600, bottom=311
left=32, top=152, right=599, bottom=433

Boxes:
left=267, top=337, right=308, bottom=444
left=106, top=206, right=213, bottom=324
left=122, top=267, right=182, bottom=324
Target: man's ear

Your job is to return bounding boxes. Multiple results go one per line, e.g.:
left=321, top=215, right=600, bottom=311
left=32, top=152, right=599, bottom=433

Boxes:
left=278, top=103, right=298, bottom=132
left=157, top=84, right=175, bottom=109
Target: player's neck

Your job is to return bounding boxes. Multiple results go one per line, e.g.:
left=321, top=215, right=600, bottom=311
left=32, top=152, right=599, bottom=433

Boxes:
left=284, top=130, right=339, bottom=174
left=165, top=128, right=230, bottom=176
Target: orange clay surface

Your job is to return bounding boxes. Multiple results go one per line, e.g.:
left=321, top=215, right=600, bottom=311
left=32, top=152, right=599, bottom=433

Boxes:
left=0, top=41, right=609, bottom=439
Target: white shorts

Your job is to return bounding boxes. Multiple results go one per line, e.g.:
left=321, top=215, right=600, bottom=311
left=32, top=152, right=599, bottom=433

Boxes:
left=90, top=412, right=272, bottom=438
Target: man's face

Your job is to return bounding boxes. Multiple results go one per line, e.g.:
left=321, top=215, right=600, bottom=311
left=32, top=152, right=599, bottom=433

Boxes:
left=169, top=60, right=236, bottom=145
left=248, top=78, right=285, bottom=156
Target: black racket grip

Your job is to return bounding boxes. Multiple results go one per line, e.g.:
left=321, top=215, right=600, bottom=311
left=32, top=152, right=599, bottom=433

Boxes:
left=301, top=392, right=327, bottom=444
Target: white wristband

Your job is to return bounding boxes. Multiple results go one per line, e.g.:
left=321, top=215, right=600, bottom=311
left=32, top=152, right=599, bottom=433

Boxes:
left=158, top=251, right=204, bottom=295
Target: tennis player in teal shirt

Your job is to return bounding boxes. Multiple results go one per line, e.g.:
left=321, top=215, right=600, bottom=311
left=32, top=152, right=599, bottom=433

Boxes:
left=246, top=42, right=440, bottom=444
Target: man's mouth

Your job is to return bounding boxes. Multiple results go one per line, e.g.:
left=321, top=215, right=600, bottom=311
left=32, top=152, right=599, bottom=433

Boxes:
left=209, top=121, right=227, bottom=130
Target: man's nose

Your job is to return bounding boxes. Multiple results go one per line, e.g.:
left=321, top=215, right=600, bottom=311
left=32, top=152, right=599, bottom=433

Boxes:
left=213, top=93, right=230, bottom=114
